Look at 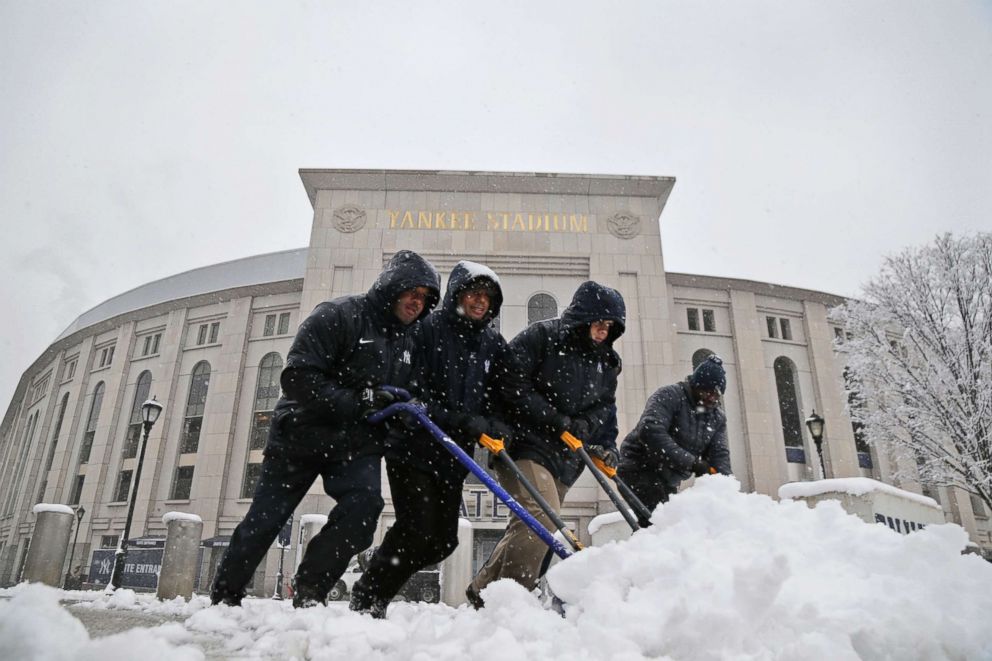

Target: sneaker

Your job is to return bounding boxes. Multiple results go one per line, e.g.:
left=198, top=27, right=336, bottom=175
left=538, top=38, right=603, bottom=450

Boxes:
left=465, top=585, right=484, bottom=610
left=291, top=578, right=327, bottom=609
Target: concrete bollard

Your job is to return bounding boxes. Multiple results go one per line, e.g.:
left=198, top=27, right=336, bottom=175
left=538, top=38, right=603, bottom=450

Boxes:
left=296, top=514, right=328, bottom=572
left=588, top=511, right=634, bottom=546
left=157, top=512, right=203, bottom=600
left=22, top=504, right=76, bottom=587
left=440, top=518, right=473, bottom=607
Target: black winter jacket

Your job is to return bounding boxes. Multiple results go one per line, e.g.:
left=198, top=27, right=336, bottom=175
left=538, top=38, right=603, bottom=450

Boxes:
left=267, top=250, right=440, bottom=460
left=618, top=381, right=732, bottom=488
left=502, top=281, right=625, bottom=486
left=387, top=261, right=509, bottom=480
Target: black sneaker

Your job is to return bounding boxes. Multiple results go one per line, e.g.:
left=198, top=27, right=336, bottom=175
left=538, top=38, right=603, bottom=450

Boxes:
left=465, top=585, right=484, bottom=610
left=291, top=578, right=327, bottom=609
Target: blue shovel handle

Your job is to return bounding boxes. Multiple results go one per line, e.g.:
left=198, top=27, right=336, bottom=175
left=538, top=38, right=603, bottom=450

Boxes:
left=369, top=402, right=572, bottom=560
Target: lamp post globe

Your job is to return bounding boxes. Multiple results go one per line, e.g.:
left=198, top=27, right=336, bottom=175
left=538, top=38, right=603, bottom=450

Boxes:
left=108, top=397, right=163, bottom=590
left=805, top=410, right=827, bottom=479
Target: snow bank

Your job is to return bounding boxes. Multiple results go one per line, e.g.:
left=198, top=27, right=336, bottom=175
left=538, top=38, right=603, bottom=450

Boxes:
left=162, top=512, right=203, bottom=524
left=549, top=475, right=992, bottom=660
left=0, top=584, right=203, bottom=660
left=4, top=475, right=990, bottom=660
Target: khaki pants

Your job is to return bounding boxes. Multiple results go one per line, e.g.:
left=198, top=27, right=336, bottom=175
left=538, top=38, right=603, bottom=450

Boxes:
left=469, top=459, right=569, bottom=592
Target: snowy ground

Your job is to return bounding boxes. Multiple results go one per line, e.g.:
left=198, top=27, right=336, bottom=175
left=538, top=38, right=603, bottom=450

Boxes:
left=3, top=476, right=991, bottom=661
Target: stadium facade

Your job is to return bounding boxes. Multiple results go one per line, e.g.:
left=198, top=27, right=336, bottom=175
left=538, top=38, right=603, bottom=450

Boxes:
left=2, top=169, right=988, bottom=592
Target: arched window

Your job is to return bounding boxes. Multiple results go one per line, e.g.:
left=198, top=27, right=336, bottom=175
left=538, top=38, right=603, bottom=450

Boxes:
left=528, top=293, right=557, bottom=326
left=774, top=357, right=804, bottom=463
left=843, top=368, right=873, bottom=470
left=691, top=348, right=715, bottom=370
left=79, top=382, right=105, bottom=464
left=123, top=371, right=153, bottom=459
left=180, top=362, right=210, bottom=454
left=249, top=353, right=282, bottom=451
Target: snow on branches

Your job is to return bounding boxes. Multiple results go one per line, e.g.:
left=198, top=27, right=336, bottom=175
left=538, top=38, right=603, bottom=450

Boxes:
left=831, top=233, right=992, bottom=514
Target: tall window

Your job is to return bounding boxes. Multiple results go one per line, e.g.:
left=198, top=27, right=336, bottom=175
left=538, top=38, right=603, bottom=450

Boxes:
left=249, top=353, right=282, bottom=451
left=123, top=371, right=152, bottom=459
left=774, top=357, right=805, bottom=462
left=528, top=293, right=557, bottom=325
left=171, top=465, right=195, bottom=500
left=687, top=308, right=700, bottom=331
left=702, top=309, right=716, bottom=333
left=68, top=475, right=85, bottom=505
left=180, top=362, right=210, bottom=454
left=79, top=382, right=105, bottom=464
left=3, top=412, right=39, bottom=515
left=241, top=462, right=263, bottom=499
left=114, top=469, right=133, bottom=502
left=36, top=393, right=71, bottom=503
left=141, top=333, right=161, bottom=357
left=766, top=317, right=779, bottom=339
left=692, top=348, right=715, bottom=370
left=843, top=368, right=872, bottom=469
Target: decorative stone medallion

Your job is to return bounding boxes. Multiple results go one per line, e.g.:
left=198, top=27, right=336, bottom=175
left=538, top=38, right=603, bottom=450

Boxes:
left=331, top=205, right=367, bottom=233
left=606, top=211, right=641, bottom=239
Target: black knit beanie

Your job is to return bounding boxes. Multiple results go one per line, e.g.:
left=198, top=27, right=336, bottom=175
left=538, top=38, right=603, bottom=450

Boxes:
left=689, top=355, right=727, bottom=394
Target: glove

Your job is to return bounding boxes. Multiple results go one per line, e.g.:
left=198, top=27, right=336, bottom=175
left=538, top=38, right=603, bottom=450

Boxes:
left=691, top=458, right=712, bottom=477
left=488, top=420, right=514, bottom=445
left=452, top=413, right=489, bottom=441
left=360, top=387, right=399, bottom=419
left=561, top=416, right=591, bottom=442
left=587, top=445, right=619, bottom=469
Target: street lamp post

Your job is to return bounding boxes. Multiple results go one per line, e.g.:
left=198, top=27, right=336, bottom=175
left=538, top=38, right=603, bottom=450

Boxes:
left=805, top=409, right=827, bottom=479
left=109, top=397, right=163, bottom=590
left=63, top=505, right=85, bottom=589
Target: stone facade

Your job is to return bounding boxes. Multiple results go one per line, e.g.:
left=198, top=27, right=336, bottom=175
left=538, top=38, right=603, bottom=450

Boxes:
left=1, top=169, right=988, bottom=593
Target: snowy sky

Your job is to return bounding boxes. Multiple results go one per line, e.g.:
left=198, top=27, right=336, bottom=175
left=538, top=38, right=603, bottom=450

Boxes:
left=2, top=1, right=991, bottom=409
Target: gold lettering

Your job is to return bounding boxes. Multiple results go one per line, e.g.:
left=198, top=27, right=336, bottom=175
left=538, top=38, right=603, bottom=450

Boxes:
left=570, top=214, right=588, bottom=232
left=511, top=213, right=526, bottom=231
left=436, top=211, right=448, bottom=229
left=464, top=212, right=475, bottom=229
left=552, top=213, right=562, bottom=231
left=418, top=211, right=432, bottom=229
left=502, top=212, right=510, bottom=230
left=401, top=211, right=414, bottom=229
left=487, top=212, right=501, bottom=230
left=388, top=210, right=401, bottom=228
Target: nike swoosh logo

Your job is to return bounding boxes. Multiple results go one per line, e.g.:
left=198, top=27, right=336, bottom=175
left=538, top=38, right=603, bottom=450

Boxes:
left=359, top=338, right=375, bottom=344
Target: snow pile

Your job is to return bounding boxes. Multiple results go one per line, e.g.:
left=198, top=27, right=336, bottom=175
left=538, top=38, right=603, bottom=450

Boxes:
left=550, top=475, right=992, bottom=660
left=2, top=475, right=990, bottom=660
left=0, top=583, right=203, bottom=660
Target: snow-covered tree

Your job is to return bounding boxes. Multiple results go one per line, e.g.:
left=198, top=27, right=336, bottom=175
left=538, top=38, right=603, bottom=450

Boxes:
left=831, top=233, right=991, bottom=513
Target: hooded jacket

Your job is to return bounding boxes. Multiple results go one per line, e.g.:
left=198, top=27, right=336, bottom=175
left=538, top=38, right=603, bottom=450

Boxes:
left=268, top=250, right=440, bottom=459
left=618, top=380, right=732, bottom=489
left=386, top=260, right=508, bottom=480
left=501, top=281, right=625, bottom=486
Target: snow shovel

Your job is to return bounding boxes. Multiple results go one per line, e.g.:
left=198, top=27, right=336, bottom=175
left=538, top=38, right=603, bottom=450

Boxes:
left=560, top=431, right=641, bottom=532
left=478, top=433, right=584, bottom=552
left=368, top=402, right=573, bottom=560
left=586, top=453, right=654, bottom=527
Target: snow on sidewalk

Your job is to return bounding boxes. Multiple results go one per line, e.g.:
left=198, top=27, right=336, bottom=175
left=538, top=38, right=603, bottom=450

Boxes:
left=2, top=475, right=991, bottom=660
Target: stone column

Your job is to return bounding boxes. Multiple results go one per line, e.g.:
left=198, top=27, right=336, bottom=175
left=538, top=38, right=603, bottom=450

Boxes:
left=22, top=504, right=75, bottom=587
left=157, top=512, right=203, bottom=600
left=440, top=518, right=473, bottom=607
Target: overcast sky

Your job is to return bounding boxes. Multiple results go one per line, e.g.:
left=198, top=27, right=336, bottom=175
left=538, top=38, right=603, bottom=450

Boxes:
left=1, top=1, right=990, bottom=409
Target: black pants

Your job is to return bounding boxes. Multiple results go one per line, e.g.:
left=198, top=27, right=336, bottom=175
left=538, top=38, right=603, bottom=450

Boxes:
left=211, top=450, right=384, bottom=600
left=616, top=465, right=676, bottom=528
left=352, top=460, right=463, bottom=603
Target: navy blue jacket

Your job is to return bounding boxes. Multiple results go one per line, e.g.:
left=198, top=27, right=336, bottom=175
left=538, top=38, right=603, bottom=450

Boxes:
left=618, top=381, right=732, bottom=488
left=268, top=250, right=440, bottom=460
left=387, top=261, right=509, bottom=480
left=502, top=281, right=625, bottom=486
